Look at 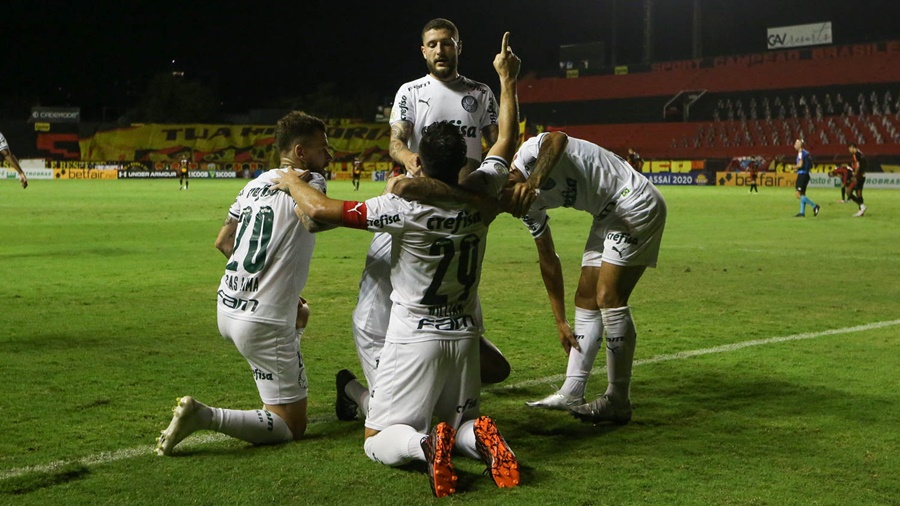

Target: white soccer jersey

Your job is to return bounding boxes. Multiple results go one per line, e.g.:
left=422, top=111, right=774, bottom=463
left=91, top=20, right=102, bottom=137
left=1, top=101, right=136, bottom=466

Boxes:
left=513, top=132, right=650, bottom=238
left=344, top=194, right=491, bottom=343
left=0, top=133, right=8, bottom=152
left=217, top=170, right=327, bottom=325
left=390, top=74, right=498, bottom=162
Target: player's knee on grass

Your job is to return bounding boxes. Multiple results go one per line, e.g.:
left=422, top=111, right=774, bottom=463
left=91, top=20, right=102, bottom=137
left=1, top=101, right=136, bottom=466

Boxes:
left=266, top=400, right=308, bottom=440
left=480, top=338, right=510, bottom=384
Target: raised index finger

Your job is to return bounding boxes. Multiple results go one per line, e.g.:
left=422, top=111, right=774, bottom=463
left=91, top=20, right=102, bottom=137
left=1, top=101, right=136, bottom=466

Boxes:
left=500, top=32, right=509, bottom=54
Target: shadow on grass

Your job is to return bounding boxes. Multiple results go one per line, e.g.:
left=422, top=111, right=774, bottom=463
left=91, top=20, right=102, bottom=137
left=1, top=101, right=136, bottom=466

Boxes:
left=0, top=462, right=89, bottom=495
left=486, top=368, right=881, bottom=484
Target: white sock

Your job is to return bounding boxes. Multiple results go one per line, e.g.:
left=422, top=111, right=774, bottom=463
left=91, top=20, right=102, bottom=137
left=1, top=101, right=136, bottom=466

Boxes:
left=345, top=379, right=370, bottom=418
left=363, top=424, right=426, bottom=466
left=600, top=306, right=637, bottom=402
left=453, top=419, right=480, bottom=460
left=210, top=408, right=294, bottom=445
left=559, top=307, right=604, bottom=398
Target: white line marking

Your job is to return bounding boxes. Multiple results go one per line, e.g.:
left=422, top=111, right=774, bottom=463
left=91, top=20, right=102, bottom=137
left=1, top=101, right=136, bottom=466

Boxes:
left=503, top=319, right=900, bottom=390
left=2, top=319, right=898, bottom=481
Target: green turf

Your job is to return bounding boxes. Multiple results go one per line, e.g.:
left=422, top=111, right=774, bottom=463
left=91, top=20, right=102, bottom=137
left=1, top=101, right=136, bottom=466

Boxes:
left=1, top=180, right=898, bottom=505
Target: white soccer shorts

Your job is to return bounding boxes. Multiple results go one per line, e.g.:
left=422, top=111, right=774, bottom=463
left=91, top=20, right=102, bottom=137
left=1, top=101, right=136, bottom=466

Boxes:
left=582, top=184, right=667, bottom=268
left=364, top=337, right=481, bottom=433
left=217, top=311, right=308, bottom=405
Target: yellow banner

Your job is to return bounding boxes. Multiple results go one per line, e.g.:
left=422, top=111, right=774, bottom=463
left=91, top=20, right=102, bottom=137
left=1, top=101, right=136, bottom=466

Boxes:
left=53, top=168, right=119, bottom=180
left=646, top=160, right=694, bottom=173
left=77, top=123, right=393, bottom=164
left=882, top=164, right=900, bottom=173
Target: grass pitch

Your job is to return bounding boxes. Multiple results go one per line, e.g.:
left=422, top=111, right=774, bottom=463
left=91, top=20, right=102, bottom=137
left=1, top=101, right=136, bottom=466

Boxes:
left=1, top=179, right=898, bottom=505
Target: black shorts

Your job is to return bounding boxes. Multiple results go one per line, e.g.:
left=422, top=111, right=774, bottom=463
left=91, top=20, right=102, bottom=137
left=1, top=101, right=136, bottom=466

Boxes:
left=854, top=176, right=866, bottom=191
left=180, top=171, right=189, bottom=179
left=795, top=173, right=810, bottom=194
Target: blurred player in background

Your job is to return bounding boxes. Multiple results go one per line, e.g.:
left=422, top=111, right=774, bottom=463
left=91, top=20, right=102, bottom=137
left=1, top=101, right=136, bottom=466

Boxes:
left=792, top=139, right=820, bottom=218
left=352, top=158, right=362, bottom=191
left=156, top=111, right=332, bottom=455
left=831, top=164, right=853, bottom=203
left=335, top=17, right=509, bottom=424
left=847, top=142, right=868, bottom=216
left=273, top=34, right=522, bottom=496
left=1, top=131, right=28, bottom=189
left=827, top=164, right=853, bottom=203
left=627, top=147, right=644, bottom=172
left=179, top=155, right=190, bottom=190
left=747, top=161, right=759, bottom=193
left=507, top=131, right=667, bottom=425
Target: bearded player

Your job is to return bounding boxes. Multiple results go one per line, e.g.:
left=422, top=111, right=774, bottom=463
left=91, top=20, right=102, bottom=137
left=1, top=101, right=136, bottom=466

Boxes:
left=335, top=18, right=510, bottom=423
left=156, top=112, right=332, bottom=455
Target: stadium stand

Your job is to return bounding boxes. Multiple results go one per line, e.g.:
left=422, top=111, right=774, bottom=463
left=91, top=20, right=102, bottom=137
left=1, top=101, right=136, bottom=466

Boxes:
left=519, top=41, right=900, bottom=160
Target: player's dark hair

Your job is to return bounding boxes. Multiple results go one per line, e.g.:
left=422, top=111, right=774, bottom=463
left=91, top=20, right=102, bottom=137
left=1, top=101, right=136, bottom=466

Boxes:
left=275, top=111, right=326, bottom=155
left=421, top=18, right=459, bottom=41
left=419, top=121, right=467, bottom=185
left=848, top=142, right=858, bottom=148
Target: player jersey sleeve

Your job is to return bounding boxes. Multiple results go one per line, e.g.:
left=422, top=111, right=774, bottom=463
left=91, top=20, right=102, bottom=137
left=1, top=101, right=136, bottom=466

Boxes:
left=307, top=172, right=328, bottom=194
left=0, top=133, right=8, bottom=152
left=521, top=207, right=550, bottom=238
left=341, top=195, right=408, bottom=233
left=389, top=83, right=415, bottom=127
left=512, top=133, right=545, bottom=177
left=474, top=156, right=510, bottom=196
left=227, top=197, right=242, bottom=220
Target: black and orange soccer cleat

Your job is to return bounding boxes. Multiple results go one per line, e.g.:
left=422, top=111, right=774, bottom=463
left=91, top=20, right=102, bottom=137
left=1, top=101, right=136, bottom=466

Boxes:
left=420, top=422, right=458, bottom=497
left=473, top=416, right=520, bottom=488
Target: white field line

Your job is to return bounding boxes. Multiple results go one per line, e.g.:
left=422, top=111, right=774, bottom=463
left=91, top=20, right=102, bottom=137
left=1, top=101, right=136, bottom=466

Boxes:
left=2, top=319, right=898, bottom=482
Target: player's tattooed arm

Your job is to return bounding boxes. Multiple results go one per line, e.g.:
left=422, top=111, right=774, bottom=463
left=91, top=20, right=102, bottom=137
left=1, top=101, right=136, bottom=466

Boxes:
left=214, top=216, right=239, bottom=258
left=392, top=177, right=499, bottom=219
left=295, top=208, right=338, bottom=233
left=508, top=131, right=567, bottom=217
left=390, top=121, right=421, bottom=176
left=272, top=169, right=343, bottom=232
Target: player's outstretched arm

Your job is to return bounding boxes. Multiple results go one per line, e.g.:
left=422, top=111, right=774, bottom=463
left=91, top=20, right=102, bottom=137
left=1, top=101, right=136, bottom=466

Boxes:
left=534, top=226, right=579, bottom=355
left=508, top=131, right=568, bottom=217
left=453, top=32, right=520, bottom=196
left=485, top=32, right=520, bottom=165
left=272, top=169, right=346, bottom=232
left=2, top=148, right=27, bottom=189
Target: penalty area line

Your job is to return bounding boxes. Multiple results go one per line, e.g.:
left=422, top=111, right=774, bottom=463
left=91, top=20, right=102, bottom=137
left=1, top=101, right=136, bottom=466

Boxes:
left=2, top=318, right=898, bottom=481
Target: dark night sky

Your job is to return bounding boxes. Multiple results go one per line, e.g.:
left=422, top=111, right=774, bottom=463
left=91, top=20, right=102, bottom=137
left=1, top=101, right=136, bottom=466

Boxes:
left=3, top=0, right=899, bottom=120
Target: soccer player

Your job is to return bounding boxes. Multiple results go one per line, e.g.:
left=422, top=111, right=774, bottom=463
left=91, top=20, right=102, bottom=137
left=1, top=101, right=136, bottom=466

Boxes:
left=792, top=139, right=820, bottom=217
left=351, top=158, right=362, bottom=191
left=337, top=17, right=509, bottom=424
left=626, top=147, right=644, bottom=172
left=179, top=155, right=190, bottom=190
left=506, top=132, right=667, bottom=424
left=827, top=164, right=853, bottom=203
left=155, top=111, right=332, bottom=455
left=1, top=131, right=28, bottom=189
left=273, top=33, right=521, bottom=497
left=747, top=162, right=759, bottom=193
left=847, top=142, right=868, bottom=217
